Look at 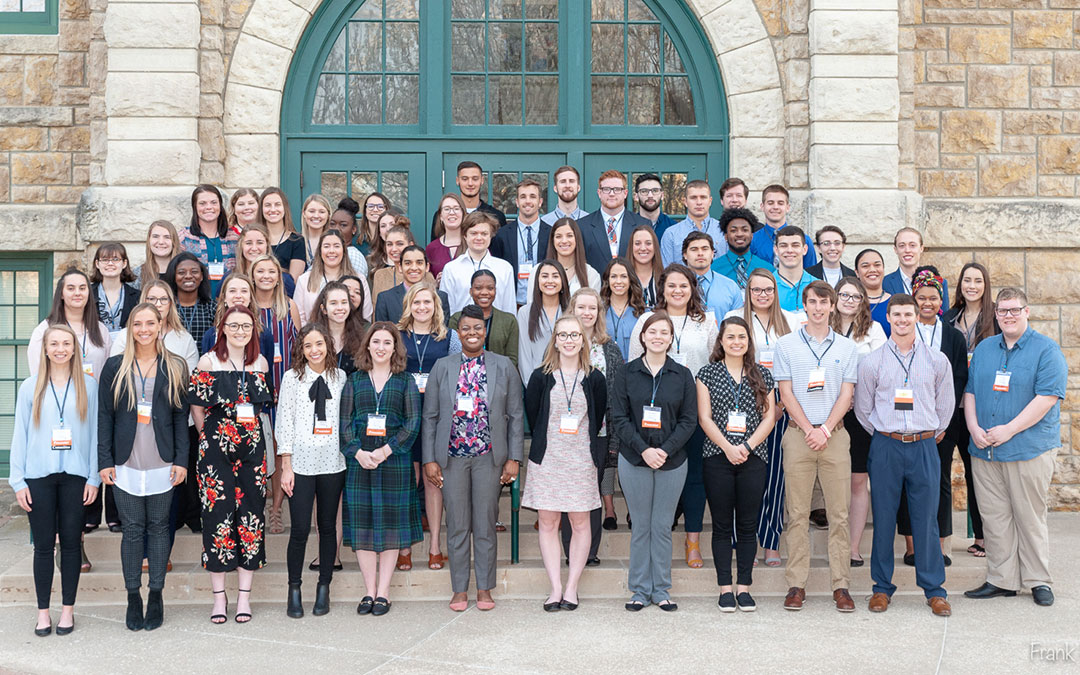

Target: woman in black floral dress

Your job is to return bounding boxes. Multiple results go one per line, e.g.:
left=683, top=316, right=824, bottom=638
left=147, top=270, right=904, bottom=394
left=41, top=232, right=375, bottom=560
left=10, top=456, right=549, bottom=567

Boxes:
left=189, top=305, right=271, bottom=625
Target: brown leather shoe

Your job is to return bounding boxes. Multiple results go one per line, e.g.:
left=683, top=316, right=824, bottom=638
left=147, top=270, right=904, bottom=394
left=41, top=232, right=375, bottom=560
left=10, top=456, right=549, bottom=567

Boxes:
left=868, top=592, right=890, bottom=613
left=783, top=587, right=805, bottom=611
left=927, top=596, right=952, bottom=617
left=834, top=588, right=855, bottom=612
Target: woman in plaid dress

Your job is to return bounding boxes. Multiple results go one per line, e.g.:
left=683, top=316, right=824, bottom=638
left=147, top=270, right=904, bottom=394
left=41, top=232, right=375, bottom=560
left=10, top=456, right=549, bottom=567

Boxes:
left=339, top=321, right=422, bottom=616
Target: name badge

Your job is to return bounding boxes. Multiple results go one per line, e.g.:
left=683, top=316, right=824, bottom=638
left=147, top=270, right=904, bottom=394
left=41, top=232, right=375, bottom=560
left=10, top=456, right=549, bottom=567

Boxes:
left=642, top=405, right=662, bottom=429
left=758, top=351, right=774, bottom=369
left=807, top=368, right=826, bottom=392
left=236, top=403, right=256, bottom=425
left=966, top=352, right=973, bottom=367
left=413, top=373, right=429, bottom=393
left=208, top=262, right=225, bottom=281
left=559, top=415, right=580, bottom=434
left=894, top=388, right=914, bottom=411
left=51, top=427, right=72, bottom=451
left=367, top=413, right=387, bottom=436
left=671, top=353, right=687, bottom=367
left=726, top=411, right=747, bottom=434
left=273, top=343, right=282, bottom=364
left=518, top=263, right=533, bottom=281
left=137, top=402, right=152, bottom=425
left=313, top=418, right=333, bottom=435
left=82, top=361, right=94, bottom=376
left=456, top=396, right=475, bottom=413
left=993, top=371, right=1011, bottom=393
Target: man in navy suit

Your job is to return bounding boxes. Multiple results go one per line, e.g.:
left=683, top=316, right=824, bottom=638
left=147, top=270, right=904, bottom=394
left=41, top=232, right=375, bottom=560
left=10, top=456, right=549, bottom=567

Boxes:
left=882, top=227, right=949, bottom=307
left=576, top=170, right=651, bottom=276
left=490, top=178, right=550, bottom=306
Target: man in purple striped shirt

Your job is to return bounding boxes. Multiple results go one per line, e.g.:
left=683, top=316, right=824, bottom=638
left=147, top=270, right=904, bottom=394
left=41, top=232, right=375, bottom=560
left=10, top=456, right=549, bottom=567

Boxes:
left=854, top=294, right=955, bottom=617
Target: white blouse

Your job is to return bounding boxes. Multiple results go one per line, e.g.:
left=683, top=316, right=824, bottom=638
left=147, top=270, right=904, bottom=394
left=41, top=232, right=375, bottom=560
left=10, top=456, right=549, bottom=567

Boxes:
left=293, top=270, right=373, bottom=325
left=275, top=365, right=347, bottom=476
left=629, top=310, right=718, bottom=377
left=27, top=319, right=111, bottom=380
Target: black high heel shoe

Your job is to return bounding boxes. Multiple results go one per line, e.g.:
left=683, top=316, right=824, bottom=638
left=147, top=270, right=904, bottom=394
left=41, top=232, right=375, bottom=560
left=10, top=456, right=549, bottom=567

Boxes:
left=210, top=589, right=228, bottom=624
left=235, top=588, right=253, bottom=623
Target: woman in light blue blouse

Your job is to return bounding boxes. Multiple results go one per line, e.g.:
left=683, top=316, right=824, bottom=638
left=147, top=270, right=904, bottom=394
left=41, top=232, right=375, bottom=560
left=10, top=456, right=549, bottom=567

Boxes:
left=10, top=324, right=100, bottom=637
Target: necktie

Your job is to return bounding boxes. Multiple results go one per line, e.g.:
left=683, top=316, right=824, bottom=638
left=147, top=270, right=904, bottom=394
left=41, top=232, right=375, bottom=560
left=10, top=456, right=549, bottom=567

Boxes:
left=736, top=256, right=749, bottom=288
left=525, top=226, right=533, bottom=262
left=606, top=216, right=617, bottom=245
left=697, top=275, right=710, bottom=298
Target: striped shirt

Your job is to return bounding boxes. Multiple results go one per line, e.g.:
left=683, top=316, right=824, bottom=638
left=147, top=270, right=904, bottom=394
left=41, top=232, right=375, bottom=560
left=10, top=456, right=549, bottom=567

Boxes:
left=854, top=338, right=954, bottom=435
left=773, top=327, right=858, bottom=425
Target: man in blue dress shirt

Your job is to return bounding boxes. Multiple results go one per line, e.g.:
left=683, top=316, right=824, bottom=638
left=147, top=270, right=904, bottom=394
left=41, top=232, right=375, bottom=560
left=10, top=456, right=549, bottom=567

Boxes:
left=682, top=231, right=742, bottom=324
left=660, top=179, right=727, bottom=267
left=711, top=207, right=775, bottom=288
left=540, top=165, right=589, bottom=226
left=750, top=184, right=816, bottom=268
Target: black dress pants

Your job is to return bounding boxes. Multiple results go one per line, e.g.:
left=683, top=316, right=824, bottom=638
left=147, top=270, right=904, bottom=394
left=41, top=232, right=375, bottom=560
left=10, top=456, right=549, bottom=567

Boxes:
left=26, top=473, right=86, bottom=609
left=287, top=470, right=346, bottom=585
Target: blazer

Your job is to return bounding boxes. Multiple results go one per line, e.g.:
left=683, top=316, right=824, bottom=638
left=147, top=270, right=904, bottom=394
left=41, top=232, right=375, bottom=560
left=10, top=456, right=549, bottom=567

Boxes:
left=596, top=340, right=625, bottom=467
left=576, top=209, right=652, bottom=278
left=421, top=351, right=524, bottom=468
left=373, top=282, right=451, bottom=325
left=490, top=218, right=551, bottom=280
left=97, top=354, right=190, bottom=470
left=449, top=308, right=519, bottom=368
left=524, top=367, right=607, bottom=468
left=91, top=282, right=141, bottom=330
left=430, top=199, right=508, bottom=240
left=938, top=320, right=969, bottom=413
left=883, top=269, right=951, bottom=307
left=805, top=261, right=855, bottom=281
left=611, top=355, right=698, bottom=470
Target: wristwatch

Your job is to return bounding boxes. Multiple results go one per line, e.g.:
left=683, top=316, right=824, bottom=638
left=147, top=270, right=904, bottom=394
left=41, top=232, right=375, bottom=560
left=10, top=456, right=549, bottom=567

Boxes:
left=742, top=441, right=752, bottom=453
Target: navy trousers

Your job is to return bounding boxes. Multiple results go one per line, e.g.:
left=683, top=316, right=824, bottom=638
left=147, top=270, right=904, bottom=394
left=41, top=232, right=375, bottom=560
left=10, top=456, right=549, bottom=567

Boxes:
left=867, top=433, right=946, bottom=599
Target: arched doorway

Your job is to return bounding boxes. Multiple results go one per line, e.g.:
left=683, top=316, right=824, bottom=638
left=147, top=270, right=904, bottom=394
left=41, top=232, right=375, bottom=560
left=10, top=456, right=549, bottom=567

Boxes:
left=280, top=0, right=729, bottom=242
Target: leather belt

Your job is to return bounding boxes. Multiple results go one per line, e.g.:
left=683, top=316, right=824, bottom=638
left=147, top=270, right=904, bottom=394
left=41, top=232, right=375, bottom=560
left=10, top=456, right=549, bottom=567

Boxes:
left=882, top=431, right=936, bottom=443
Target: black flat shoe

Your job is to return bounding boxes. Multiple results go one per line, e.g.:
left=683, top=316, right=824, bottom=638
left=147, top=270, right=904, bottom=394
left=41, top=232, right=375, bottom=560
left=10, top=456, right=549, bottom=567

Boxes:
left=55, top=621, right=74, bottom=636
left=543, top=601, right=561, bottom=612
left=559, top=598, right=579, bottom=611
left=963, top=582, right=1017, bottom=599
left=108, top=523, right=123, bottom=533
left=624, top=601, right=645, bottom=612
left=657, top=601, right=678, bottom=612
left=309, top=559, right=343, bottom=571
left=357, top=596, right=374, bottom=615
left=586, top=557, right=601, bottom=567
left=602, top=516, right=617, bottom=531
left=850, top=557, right=864, bottom=567
left=1032, top=585, right=1054, bottom=606
left=34, top=624, right=51, bottom=637
left=903, top=553, right=915, bottom=567
left=943, top=555, right=952, bottom=567
left=83, top=524, right=98, bottom=534
left=371, top=597, right=391, bottom=616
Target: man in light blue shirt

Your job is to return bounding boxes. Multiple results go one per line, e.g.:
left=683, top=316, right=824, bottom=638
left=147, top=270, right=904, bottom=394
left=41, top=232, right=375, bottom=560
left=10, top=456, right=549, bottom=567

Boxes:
left=775, top=225, right=817, bottom=312
left=660, top=179, right=727, bottom=267
left=682, top=231, right=742, bottom=324
left=711, top=207, right=775, bottom=288
left=540, top=165, right=589, bottom=225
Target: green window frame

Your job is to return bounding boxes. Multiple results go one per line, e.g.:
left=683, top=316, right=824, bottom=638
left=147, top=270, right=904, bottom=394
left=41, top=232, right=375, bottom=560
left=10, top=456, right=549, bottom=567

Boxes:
left=0, top=254, right=52, bottom=479
left=0, top=0, right=58, bottom=35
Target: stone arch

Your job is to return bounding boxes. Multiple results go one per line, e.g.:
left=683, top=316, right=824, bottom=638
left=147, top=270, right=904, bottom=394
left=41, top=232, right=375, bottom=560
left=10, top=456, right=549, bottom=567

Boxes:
left=222, top=0, right=786, bottom=190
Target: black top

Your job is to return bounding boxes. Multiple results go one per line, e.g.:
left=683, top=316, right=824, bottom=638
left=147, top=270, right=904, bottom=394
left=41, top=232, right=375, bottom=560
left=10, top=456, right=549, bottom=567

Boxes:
left=430, top=199, right=507, bottom=240
left=805, top=261, right=856, bottom=281
left=177, top=299, right=215, bottom=342
left=272, top=235, right=306, bottom=272
left=611, top=356, right=697, bottom=470
left=91, top=282, right=141, bottom=332
left=373, top=282, right=451, bottom=325
left=97, top=355, right=191, bottom=469
left=937, top=320, right=969, bottom=414
left=524, top=368, right=607, bottom=468
left=696, top=362, right=774, bottom=462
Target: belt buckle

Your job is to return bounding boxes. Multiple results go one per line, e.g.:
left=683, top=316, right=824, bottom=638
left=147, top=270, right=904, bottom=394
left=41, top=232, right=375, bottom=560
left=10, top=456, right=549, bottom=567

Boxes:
left=901, top=433, right=916, bottom=443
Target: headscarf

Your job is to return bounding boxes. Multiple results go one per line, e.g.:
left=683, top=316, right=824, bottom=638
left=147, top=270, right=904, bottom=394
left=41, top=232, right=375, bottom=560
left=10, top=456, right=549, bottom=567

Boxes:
left=911, top=270, right=945, bottom=315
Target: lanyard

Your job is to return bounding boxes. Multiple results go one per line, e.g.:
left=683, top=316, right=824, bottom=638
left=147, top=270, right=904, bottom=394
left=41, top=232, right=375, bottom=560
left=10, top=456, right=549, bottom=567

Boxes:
left=558, top=369, right=579, bottom=414
left=726, top=365, right=746, bottom=412
left=98, top=285, right=124, bottom=328
left=753, top=314, right=772, bottom=346
left=672, top=314, right=690, bottom=354
left=800, top=328, right=835, bottom=367
left=518, top=222, right=536, bottom=263
left=368, top=371, right=386, bottom=414
left=642, top=278, right=655, bottom=307
left=469, top=252, right=488, bottom=272
left=50, top=377, right=72, bottom=426
left=484, top=315, right=492, bottom=348
left=205, top=236, right=223, bottom=263
left=999, top=336, right=1018, bottom=372
left=645, top=359, right=666, bottom=406
left=228, top=358, right=249, bottom=401
left=67, top=322, right=88, bottom=358
left=916, top=320, right=938, bottom=348
left=889, top=344, right=917, bottom=385
left=844, top=321, right=855, bottom=338
left=411, top=332, right=431, bottom=374
left=134, top=357, right=156, bottom=402
left=609, top=304, right=627, bottom=338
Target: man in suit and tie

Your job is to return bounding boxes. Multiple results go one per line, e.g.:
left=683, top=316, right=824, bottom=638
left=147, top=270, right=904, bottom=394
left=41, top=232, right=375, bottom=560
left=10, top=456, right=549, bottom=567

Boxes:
left=490, top=178, right=550, bottom=307
left=806, top=225, right=856, bottom=287
left=576, top=170, right=651, bottom=276
left=422, top=304, right=525, bottom=612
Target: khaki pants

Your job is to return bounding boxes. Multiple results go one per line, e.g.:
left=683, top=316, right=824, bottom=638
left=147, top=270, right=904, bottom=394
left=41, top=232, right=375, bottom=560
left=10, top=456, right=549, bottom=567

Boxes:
left=971, top=451, right=1056, bottom=591
left=783, top=426, right=851, bottom=591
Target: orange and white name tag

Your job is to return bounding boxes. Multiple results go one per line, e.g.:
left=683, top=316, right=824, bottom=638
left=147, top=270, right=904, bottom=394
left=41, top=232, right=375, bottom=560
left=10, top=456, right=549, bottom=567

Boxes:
left=726, top=411, right=747, bottom=434
left=807, top=368, right=826, bottom=392
left=367, top=413, right=387, bottom=436
left=993, top=371, right=1011, bottom=393
left=236, top=403, right=256, bottom=425
left=51, top=427, right=72, bottom=450
left=518, top=263, right=533, bottom=281
left=313, top=418, right=333, bottom=435
left=967, top=352, right=973, bottom=367
left=82, top=361, right=94, bottom=376
left=759, top=351, right=774, bottom=369
left=642, top=405, right=662, bottom=429
left=137, top=402, right=152, bottom=425
left=208, top=262, right=225, bottom=281
left=894, top=388, right=913, bottom=411
left=559, top=415, right=580, bottom=434
left=413, top=373, right=429, bottom=393
left=273, top=343, right=283, bottom=364
left=456, top=396, right=475, bottom=413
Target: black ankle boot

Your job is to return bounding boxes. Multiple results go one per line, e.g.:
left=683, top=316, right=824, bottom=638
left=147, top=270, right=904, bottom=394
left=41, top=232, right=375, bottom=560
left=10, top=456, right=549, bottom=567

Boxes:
left=287, top=583, right=304, bottom=618
left=312, top=583, right=331, bottom=616
left=126, top=590, right=145, bottom=631
left=144, top=589, right=164, bottom=631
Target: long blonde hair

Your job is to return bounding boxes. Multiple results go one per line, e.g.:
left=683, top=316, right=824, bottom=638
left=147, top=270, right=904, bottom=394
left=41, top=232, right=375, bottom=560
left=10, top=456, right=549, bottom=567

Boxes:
left=140, top=280, right=185, bottom=335
left=397, top=282, right=448, bottom=341
left=740, top=268, right=792, bottom=337
left=32, top=324, right=89, bottom=426
left=249, top=254, right=290, bottom=318
left=540, top=315, right=593, bottom=375
left=236, top=223, right=271, bottom=277
left=301, top=194, right=333, bottom=245
left=307, top=230, right=357, bottom=293
left=569, top=288, right=611, bottom=345
left=113, top=304, right=189, bottom=410
left=140, top=220, right=180, bottom=289
left=214, top=273, right=261, bottom=326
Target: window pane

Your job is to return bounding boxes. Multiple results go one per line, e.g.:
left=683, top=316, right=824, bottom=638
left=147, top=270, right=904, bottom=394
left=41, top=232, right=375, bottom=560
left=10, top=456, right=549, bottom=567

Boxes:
left=312, top=74, right=346, bottom=124
left=627, top=24, right=660, bottom=74
left=451, top=0, right=484, bottom=19
left=627, top=0, right=653, bottom=21
left=385, top=75, right=419, bottom=124
left=526, top=0, right=558, bottom=20
left=350, top=172, right=378, bottom=201
left=489, top=75, right=522, bottom=125
left=348, top=22, right=383, bottom=72
left=452, top=23, right=485, bottom=72
left=0, top=346, right=14, bottom=380
left=24, top=0, right=47, bottom=9
left=452, top=75, right=485, bottom=124
left=523, top=172, right=550, bottom=211
left=591, top=24, right=623, bottom=73
left=664, top=34, right=684, bottom=73
left=348, top=74, right=383, bottom=123
left=15, top=271, right=37, bottom=304
left=381, top=172, right=409, bottom=209
left=0, top=271, right=12, bottom=305
left=488, top=23, right=522, bottom=72
left=386, top=23, right=419, bottom=71
left=592, top=0, right=623, bottom=21
left=14, top=306, right=37, bottom=340
left=0, top=307, right=12, bottom=341
left=385, top=0, right=419, bottom=19
left=524, top=76, right=558, bottom=125
left=324, top=30, right=346, bottom=71
left=321, top=172, right=348, bottom=208
left=0, top=0, right=22, bottom=10
left=663, top=173, right=688, bottom=215
left=490, top=0, right=521, bottom=19
left=591, top=75, right=624, bottom=124
left=628, top=77, right=660, bottom=125
left=525, top=23, right=558, bottom=72
left=663, top=76, right=695, bottom=125
left=491, top=172, right=518, bottom=215
left=353, top=0, right=382, bottom=20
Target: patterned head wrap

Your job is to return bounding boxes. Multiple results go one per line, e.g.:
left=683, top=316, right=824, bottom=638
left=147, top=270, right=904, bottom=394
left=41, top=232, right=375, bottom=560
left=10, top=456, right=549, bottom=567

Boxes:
left=911, top=270, right=945, bottom=313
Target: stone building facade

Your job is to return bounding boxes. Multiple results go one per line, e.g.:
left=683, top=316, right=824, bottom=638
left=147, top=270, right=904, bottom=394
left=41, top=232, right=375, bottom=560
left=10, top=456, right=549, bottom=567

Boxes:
left=0, top=0, right=1076, bottom=508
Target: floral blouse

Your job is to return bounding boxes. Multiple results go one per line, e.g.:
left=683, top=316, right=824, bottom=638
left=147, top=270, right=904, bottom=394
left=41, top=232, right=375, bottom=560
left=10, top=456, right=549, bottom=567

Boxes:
left=696, top=362, right=774, bottom=462
left=449, top=355, right=491, bottom=457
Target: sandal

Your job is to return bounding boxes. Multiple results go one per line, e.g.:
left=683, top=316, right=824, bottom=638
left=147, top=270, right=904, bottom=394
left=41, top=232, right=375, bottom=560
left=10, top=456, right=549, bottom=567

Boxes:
left=967, top=543, right=986, bottom=558
left=764, top=557, right=782, bottom=567
left=396, top=552, right=412, bottom=571
left=428, top=552, right=446, bottom=570
left=268, top=509, right=284, bottom=535
left=210, top=589, right=228, bottom=624
left=685, top=539, right=704, bottom=569
left=235, top=588, right=252, bottom=623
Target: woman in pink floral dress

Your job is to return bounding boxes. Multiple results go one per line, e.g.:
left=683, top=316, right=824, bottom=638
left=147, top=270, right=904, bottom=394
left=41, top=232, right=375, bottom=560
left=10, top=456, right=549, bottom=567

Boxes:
left=189, top=305, right=272, bottom=625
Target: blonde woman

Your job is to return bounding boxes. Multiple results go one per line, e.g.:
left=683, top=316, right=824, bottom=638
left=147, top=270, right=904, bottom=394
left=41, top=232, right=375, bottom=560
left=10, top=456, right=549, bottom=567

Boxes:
left=98, top=303, right=190, bottom=631
left=301, top=193, right=333, bottom=265
left=134, top=221, right=180, bottom=290
left=10, top=324, right=99, bottom=636
left=261, top=187, right=306, bottom=281
left=110, top=281, right=198, bottom=370
left=228, top=188, right=261, bottom=236
left=294, top=230, right=359, bottom=325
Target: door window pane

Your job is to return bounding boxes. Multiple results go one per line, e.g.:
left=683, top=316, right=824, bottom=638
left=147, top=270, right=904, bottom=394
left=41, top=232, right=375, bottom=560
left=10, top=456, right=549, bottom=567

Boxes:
left=0, top=258, right=47, bottom=480
left=321, top=170, right=411, bottom=217
left=321, top=171, right=348, bottom=208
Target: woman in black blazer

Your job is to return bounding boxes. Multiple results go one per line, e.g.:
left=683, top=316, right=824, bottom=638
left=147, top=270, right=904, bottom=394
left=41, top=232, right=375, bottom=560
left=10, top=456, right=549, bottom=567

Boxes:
left=898, top=268, right=969, bottom=566
left=522, top=315, right=607, bottom=611
left=98, top=303, right=190, bottom=632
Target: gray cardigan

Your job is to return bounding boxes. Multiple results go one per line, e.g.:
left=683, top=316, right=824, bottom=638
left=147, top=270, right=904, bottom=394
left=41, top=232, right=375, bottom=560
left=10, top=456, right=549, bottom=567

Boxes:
left=421, top=350, right=525, bottom=468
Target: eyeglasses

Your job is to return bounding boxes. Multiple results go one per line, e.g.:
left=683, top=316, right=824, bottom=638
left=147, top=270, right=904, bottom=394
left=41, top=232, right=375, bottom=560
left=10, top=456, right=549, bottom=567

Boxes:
left=555, top=331, right=583, bottom=341
left=994, top=306, right=1026, bottom=317
left=599, top=187, right=627, bottom=195
left=749, top=287, right=775, bottom=296
left=98, top=257, right=123, bottom=264
left=837, top=292, right=863, bottom=302
left=441, top=206, right=462, bottom=214
left=146, top=296, right=170, bottom=305
left=636, top=188, right=662, bottom=196
left=818, top=240, right=844, bottom=248
left=366, top=203, right=387, bottom=212
left=224, top=322, right=254, bottom=332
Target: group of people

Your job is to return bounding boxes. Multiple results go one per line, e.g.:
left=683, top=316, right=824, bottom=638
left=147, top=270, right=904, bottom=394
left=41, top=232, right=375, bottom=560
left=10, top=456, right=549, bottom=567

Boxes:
left=8, top=165, right=1066, bottom=636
